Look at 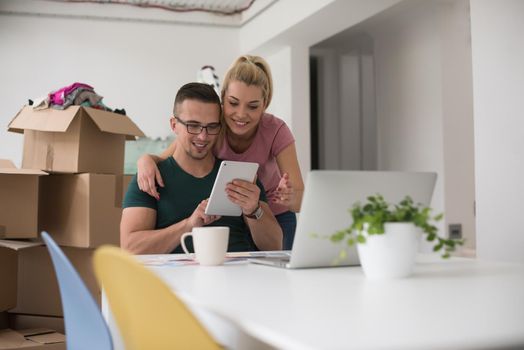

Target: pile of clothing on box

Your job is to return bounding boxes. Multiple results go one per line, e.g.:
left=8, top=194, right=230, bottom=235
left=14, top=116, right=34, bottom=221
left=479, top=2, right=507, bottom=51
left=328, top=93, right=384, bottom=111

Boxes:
left=30, top=82, right=126, bottom=115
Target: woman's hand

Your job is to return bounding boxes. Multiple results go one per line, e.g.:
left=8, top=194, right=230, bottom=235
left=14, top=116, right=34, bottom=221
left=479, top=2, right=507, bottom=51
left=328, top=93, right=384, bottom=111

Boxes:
left=226, top=179, right=260, bottom=215
left=137, top=154, right=164, bottom=200
left=274, top=172, right=295, bottom=207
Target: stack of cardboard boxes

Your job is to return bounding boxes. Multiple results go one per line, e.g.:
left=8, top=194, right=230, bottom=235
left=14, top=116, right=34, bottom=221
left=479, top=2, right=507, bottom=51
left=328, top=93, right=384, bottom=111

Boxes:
left=0, top=105, right=144, bottom=349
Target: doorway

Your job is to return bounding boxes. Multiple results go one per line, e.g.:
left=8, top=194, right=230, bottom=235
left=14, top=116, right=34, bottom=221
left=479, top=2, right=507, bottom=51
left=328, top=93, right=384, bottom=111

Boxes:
left=310, top=33, right=377, bottom=171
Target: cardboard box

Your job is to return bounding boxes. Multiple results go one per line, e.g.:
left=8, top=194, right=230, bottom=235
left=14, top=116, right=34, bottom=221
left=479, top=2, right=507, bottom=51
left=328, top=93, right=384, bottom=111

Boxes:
left=0, top=312, right=7, bottom=329
left=8, top=106, right=144, bottom=174
left=0, top=160, right=47, bottom=239
left=115, top=175, right=134, bottom=208
left=0, top=241, right=44, bottom=315
left=0, top=328, right=65, bottom=349
left=0, top=242, right=40, bottom=313
left=39, top=173, right=123, bottom=248
left=7, top=314, right=64, bottom=335
left=0, top=247, right=17, bottom=312
left=0, top=312, right=65, bottom=349
left=4, top=243, right=99, bottom=317
left=119, top=174, right=133, bottom=208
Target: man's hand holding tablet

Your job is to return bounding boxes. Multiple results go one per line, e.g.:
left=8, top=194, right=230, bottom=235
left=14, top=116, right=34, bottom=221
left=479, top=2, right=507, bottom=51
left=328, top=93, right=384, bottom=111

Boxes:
left=205, top=161, right=259, bottom=216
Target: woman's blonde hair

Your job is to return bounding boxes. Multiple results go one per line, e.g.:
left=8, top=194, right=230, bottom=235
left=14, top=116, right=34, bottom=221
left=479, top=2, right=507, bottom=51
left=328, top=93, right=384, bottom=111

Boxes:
left=221, top=55, right=273, bottom=109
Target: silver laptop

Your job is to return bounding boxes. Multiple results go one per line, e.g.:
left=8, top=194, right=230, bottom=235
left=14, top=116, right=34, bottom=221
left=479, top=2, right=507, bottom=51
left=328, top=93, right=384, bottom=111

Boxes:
left=249, top=170, right=437, bottom=269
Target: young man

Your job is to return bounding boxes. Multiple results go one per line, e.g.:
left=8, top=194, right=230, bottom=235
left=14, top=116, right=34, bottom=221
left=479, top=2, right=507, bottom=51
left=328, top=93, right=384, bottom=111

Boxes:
left=121, top=82, right=282, bottom=254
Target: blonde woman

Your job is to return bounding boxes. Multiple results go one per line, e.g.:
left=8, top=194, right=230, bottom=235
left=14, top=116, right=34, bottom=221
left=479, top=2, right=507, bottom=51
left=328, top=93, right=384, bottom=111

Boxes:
left=137, top=55, right=304, bottom=250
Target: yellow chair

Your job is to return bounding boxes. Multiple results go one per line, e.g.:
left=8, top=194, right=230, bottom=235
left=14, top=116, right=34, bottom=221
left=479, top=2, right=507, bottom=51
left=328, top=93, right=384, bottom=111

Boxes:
left=93, top=246, right=222, bottom=350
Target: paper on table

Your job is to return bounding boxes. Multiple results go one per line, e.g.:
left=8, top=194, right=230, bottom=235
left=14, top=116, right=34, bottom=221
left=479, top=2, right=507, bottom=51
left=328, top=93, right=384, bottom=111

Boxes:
left=140, top=257, right=197, bottom=266
left=140, top=256, right=248, bottom=267
left=139, top=251, right=291, bottom=267
left=226, top=251, right=291, bottom=258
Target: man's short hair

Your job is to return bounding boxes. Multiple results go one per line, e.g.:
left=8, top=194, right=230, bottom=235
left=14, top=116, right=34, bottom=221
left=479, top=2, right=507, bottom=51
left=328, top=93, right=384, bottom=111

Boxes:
left=173, top=82, right=222, bottom=116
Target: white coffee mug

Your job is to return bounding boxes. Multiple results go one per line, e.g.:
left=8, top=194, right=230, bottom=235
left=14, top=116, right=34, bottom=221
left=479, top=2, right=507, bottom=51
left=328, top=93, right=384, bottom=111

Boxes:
left=180, top=226, right=229, bottom=266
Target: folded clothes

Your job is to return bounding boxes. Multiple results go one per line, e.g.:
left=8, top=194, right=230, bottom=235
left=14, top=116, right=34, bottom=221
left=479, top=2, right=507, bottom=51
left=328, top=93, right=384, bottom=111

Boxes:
left=49, top=82, right=94, bottom=105
left=30, top=82, right=124, bottom=113
left=74, top=89, right=103, bottom=106
left=53, top=87, right=104, bottom=110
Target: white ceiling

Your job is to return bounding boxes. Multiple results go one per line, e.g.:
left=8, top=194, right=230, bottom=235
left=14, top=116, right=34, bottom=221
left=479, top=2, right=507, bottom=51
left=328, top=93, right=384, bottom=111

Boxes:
left=0, top=0, right=278, bottom=26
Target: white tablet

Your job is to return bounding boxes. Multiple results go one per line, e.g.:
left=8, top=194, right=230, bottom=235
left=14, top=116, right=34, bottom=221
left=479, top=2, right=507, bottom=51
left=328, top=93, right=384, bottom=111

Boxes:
left=205, top=160, right=259, bottom=216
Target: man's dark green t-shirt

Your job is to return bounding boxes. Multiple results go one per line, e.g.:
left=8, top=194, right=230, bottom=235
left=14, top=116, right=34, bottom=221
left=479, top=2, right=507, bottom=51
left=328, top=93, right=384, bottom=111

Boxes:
left=123, top=157, right=266, bottom=253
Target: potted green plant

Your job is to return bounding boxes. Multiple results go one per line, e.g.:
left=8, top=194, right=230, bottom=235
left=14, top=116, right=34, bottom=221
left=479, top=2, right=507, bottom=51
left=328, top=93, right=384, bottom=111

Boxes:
left=331, top=194, right=463, bottom=279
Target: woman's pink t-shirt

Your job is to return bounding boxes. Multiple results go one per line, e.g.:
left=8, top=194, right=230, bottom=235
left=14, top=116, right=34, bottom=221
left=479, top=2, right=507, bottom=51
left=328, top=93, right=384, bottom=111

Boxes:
left=216, top=113, right=295, bottom=216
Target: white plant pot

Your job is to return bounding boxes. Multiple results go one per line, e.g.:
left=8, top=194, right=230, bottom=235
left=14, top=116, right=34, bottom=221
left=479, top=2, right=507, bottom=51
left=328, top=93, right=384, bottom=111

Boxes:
left=357, top=222, right=421, bottom=280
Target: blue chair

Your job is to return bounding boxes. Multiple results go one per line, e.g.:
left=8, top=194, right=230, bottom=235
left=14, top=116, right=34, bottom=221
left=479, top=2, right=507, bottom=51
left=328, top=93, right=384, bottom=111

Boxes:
left=41, top=231, right=113, bottom=350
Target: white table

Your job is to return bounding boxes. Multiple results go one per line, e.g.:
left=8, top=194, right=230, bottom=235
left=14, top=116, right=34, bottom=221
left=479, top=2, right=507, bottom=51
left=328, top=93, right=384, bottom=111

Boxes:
left=105, top=254, right=524, bottom=350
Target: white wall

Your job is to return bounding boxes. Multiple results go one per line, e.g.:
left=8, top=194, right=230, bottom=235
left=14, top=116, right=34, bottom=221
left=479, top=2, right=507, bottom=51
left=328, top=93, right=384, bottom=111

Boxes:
left=262, top=44, right=312, bottom=176
left=438, top=0, right=476, bottom=250
left=265, top=47, right=292, bottom=127
left=0, top=7, right=238, bottom=166
left=288, top=44, right=312, bottom=176
left=470, top=0, right=524, bottom=262
left=368, top=1, right=446, bottom=239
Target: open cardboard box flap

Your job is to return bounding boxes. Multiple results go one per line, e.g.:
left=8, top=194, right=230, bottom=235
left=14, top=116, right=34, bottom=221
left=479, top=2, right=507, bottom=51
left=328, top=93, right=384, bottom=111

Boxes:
left=8, top=105, right=145, bottom=140
left=18, top=328, right=65, bottom=344
left=0, top=328, right=65, bottom=348
left=0, top=240, right=43, bottom=251
left=0, top=159, right=47, bottom=176
left=0, top=160, right=16, bottom=168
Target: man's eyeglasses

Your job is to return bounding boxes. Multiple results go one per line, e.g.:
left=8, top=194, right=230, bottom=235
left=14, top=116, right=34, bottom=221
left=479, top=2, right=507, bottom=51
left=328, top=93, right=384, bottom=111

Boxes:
left=175, top=116, right=222, bottom=135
